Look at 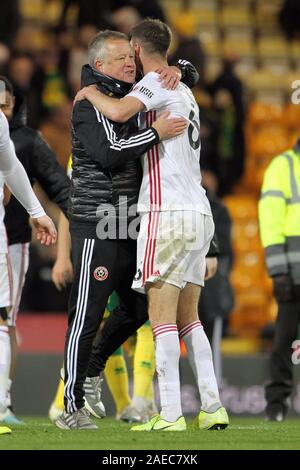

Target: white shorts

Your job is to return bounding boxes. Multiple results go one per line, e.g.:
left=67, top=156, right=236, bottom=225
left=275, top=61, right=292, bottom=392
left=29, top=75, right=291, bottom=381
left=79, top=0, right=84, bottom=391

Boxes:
left=132, top=211, right=214, bottom=293
left=0, top=253, right=12, bottom=309
left=7, top=243, right=29, bottom=326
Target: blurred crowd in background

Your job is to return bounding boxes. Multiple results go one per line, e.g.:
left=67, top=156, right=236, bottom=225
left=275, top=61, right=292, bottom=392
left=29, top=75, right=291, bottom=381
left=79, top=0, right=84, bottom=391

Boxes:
left=2, top=0, right=300, bottom=349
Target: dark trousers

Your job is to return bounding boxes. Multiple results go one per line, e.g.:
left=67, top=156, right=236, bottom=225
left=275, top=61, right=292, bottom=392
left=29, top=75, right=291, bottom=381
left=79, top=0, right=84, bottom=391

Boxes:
left=87, top=294, right=148, bottom=377
left=64, top=236, right=148, bottom=412
left=265, top=296, right=300, bottom=414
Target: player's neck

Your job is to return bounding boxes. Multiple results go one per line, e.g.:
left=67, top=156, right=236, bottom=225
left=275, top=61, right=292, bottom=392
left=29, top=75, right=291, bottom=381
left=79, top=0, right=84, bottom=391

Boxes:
left=142, top=57, right=168, bottom=75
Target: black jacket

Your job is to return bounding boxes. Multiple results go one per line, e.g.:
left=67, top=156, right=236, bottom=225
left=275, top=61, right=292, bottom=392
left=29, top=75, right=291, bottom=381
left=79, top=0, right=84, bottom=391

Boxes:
left=70, top=65, right=159, bottom=238
left=70, top=62, right=199, bottom=238
left=4, top=93, right=70, bottom=245
left=199, top=190, right=234, bottom=320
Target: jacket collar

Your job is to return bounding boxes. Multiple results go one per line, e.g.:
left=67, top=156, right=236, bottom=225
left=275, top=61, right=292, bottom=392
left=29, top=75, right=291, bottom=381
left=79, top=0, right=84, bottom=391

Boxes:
left=81, top=64, right=133, bottom=97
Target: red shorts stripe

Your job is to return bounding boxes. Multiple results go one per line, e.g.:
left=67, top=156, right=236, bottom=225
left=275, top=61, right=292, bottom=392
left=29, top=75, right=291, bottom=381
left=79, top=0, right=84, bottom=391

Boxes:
left=142, top=211, right=152, bottom=285
left=149, top=211, right=159, bottom=278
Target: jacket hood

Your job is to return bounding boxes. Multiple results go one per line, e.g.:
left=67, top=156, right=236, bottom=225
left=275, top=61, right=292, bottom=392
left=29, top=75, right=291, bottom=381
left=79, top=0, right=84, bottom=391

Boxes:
left=9, top=90, right=27, bottom=130
left=81, top=64, right=133, bottom=96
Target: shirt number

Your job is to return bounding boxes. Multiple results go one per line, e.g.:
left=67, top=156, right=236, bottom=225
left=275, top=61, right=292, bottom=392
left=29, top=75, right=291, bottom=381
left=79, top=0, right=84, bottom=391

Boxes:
left=188, top=109, right=200, bottom=150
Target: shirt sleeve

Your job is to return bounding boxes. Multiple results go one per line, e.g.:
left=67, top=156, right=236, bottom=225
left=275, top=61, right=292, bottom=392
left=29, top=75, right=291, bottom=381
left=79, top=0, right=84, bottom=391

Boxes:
left=128, top=72, right=169, bottom=111
left=0, top=114, right=45, bottom=218
left=0, top=110, right=10, bottom=155
left=74, top=100, right=159, bottom=170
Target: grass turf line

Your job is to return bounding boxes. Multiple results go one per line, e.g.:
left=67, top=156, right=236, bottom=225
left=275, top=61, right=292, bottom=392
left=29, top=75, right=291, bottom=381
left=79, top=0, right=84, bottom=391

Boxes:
left=1, top=417, right=300, bottom=450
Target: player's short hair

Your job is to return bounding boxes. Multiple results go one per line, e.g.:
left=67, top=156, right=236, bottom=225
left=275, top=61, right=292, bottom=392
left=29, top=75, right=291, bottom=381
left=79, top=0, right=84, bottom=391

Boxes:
left=88, top=30, right=129, bottom=66
left=0, top=75, right=14, bottom=95
left=130, top=18, right=172, bottom=56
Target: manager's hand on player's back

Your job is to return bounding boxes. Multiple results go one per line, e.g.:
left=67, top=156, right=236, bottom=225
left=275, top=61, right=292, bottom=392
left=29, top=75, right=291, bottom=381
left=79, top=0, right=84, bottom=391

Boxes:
left=152, top=111, right=187, bottom=141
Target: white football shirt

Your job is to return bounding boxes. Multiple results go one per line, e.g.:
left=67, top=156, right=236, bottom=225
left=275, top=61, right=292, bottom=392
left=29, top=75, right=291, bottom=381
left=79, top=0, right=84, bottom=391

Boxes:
left=128, top=71, right=211, bottom=215
left=0, top=110, right=9, bottom=253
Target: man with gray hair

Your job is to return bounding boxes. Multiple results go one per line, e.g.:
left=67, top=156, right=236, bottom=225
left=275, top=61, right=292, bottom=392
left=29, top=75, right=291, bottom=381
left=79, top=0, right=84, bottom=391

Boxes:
left=56, top=29, right=196, bottom=430
left=73, top=19, right=228, bottom=432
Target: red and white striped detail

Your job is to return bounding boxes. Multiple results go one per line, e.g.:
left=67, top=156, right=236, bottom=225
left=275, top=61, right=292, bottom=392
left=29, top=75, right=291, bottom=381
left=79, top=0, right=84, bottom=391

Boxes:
left=146, top=111, right=162, bottom=210
left=179, top=320, right=202, bottom=338
left=142, top=211, right=160, bottom=285
left=0, top=325, right=9, bottom=334
left=11, top=243, right=27, bottom=325
left=153, top=323, right=178, bottom=338
left=142, top=111, right=162, bottom=286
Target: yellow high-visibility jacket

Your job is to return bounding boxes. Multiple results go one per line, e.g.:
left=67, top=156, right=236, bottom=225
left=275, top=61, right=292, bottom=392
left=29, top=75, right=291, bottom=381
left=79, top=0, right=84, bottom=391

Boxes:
left=258, top=143, right=300, bottom=284
left=67, top=155, right=72, bottom=179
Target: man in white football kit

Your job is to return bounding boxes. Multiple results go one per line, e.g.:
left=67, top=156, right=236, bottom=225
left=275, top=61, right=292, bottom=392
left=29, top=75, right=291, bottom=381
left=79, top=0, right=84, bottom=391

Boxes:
left=0, top=109, right=57, bottom=431
left=76, top=19, right=228, bottom=431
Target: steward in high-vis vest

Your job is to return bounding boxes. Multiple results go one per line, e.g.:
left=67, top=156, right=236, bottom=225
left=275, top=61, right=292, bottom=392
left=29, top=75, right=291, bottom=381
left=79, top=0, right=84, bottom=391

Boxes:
left=259, top=139, right=300, bottom=422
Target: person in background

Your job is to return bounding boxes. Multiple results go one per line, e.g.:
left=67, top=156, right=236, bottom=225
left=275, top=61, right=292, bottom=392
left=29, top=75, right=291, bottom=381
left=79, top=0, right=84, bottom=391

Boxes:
left=208, top=58, right=245, bottom=195
left=111, top=6, right=141, bottom=35
left=169, top=11, right=206, bottom=90
left=6, top=53, right=45, bottom=128
left=259, top=139, right=300, bottom=422
left=111, top=0, right=166, bottom=23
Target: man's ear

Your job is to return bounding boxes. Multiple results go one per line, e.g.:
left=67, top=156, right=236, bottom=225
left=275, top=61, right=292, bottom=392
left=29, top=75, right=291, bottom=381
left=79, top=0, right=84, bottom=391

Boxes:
left=94, top=59, right=103, bottom=72
left=133, top=44, right=140, bottom=58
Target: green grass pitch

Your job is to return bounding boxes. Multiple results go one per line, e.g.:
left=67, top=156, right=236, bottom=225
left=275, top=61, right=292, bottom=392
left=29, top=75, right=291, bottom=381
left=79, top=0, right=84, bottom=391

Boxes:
left=1, top=417, right=300, bottom=450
